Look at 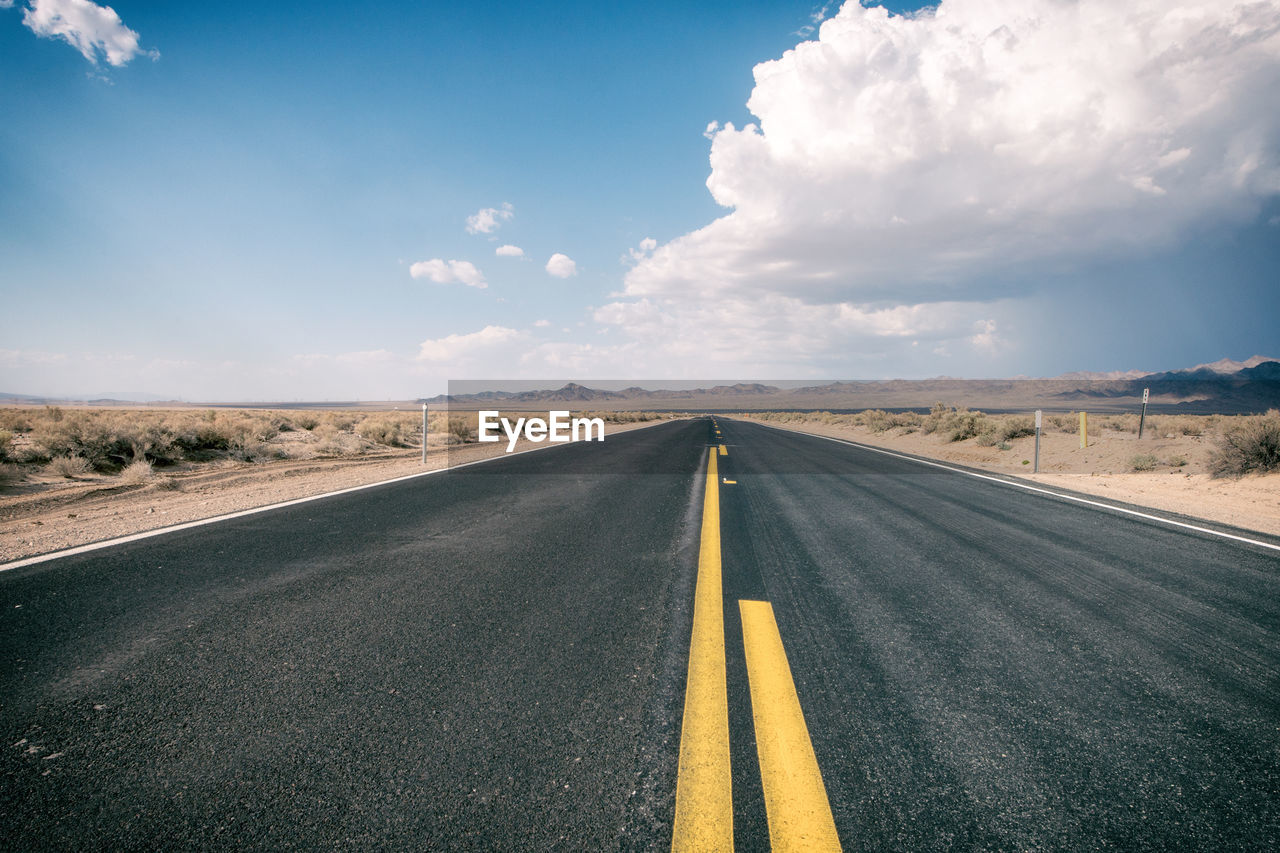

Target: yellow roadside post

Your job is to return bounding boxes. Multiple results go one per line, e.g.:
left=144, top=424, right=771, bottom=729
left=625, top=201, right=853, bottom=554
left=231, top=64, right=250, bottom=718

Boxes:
left=1079, top=411, right=1088, bottom=449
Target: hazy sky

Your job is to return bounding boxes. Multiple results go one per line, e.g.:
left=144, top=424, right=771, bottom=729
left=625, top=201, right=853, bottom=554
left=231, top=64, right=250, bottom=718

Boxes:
left=2, top=0, right=1278, bottom=400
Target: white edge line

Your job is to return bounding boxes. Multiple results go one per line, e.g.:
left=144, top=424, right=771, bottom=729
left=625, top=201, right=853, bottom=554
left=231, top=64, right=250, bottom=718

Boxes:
left=0, top=417, right=682, bottom=573
left=747, top=419, right=1280, bottom=555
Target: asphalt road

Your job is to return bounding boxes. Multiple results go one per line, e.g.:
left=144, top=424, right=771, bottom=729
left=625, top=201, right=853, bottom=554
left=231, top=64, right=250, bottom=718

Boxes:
left=3, top=417, right=1279, bottom=850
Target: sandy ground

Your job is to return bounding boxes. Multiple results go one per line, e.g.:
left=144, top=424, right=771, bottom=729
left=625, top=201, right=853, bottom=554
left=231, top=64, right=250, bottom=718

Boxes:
left=737, top=415, right=1280, bottom=538
left=0, top=419, right=666, bottom=565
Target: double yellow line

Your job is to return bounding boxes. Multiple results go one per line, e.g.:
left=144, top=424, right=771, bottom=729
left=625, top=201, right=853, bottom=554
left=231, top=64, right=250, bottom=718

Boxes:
left=672, top=446, right=841, bottom=852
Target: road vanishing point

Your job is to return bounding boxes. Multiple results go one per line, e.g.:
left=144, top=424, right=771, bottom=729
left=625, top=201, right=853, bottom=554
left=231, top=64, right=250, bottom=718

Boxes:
left=3, top=418, right=1279, bottom=850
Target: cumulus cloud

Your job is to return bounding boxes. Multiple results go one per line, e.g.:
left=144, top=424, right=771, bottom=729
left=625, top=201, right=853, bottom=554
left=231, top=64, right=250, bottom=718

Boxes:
left=466, top=202, right=514, bottom=235
left=409, top=258, right=487, bottom=288
left=604, top=0, right=1280, bottom=372
left=594, top=294, right=1006, bottom=371
left=533, top=319, right=551, bottom=327
left=417, top=325, right=522, bottom=363
left=17, top=0, right=157, bottom=66
left=495, top=244, right=524, bottom=258
left=545, top=253, right=578, bottom=278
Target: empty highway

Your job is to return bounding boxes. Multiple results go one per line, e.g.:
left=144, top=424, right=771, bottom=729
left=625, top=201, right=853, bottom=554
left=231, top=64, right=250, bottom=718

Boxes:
left=3, top=417, right=1278, bottom=850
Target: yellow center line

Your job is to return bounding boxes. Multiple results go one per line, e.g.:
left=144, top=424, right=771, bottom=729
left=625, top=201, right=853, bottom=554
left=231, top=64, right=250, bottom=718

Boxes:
left=739, top=600, right=842, bottom=852
left=672, top=449, right=733, bottom=852
left=718, top=444, right=727, bottom=456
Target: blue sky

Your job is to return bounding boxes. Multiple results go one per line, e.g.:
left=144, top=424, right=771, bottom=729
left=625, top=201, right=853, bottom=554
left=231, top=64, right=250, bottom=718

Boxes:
left=2, top=0, right=1278, bottom=400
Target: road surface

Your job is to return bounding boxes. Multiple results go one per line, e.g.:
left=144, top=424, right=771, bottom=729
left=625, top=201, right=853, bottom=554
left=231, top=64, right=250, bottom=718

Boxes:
left=3, top=417, right=1278, bottom=850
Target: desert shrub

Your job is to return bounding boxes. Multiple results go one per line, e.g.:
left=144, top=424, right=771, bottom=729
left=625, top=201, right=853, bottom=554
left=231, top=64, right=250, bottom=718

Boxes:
left=996, top=441, right=1012, bottom=451
left=862, top=409, right=893, bottom=432
left=232, top=441, right=287, bottom=463
left=1130, top=454, right=1159, bottom=472
left=315, top=433, right=362, bottom=456
left=447, top=417, right=475, bottom=443
left=950, top=413, right=986, bottom=442
left=171, top=413, right=234, bottom=455
left=999, top=417, right=1036, bottom=441
left=1159, top=415, right=1206, bottom=437
left=602, top=411, right=662, bottom=423
left=118, top=459, right=155, bottom=484
left=131, top=421, right=182, bottom=466
left=1168, top=455, right=1188, bottom=467
left=358, top=417, right=408, bottom=447
left=323, top=412, right=358, bottom=432
left=0, top=463, right=22, bottom=488
left=921, top=404, right=988, bottom=441
left=35, top=412, right=139, bottom=471
left=48, top=455, right=90, bottom=478
left=0, top=410, right=32, bottom=432
left=897, top=411, right=924, bottom=430
left=861, top=409, right=921, bottom=433
left=1046, top=413, right=1077, bottom=432
left=572, top=410, right=664, bottom=426
left=294, top=413, right=320, bottom=431
left=0, top=429, right=11, bottom=461
left=1210, top=411, right=1280, bottom=478
left=217, top=417, right=280, bottom=458
left=921, top=403, right=947, bottom=435
left=976, top=429, right=999, bottom=447
left=154, top=476, right=183, bottom=492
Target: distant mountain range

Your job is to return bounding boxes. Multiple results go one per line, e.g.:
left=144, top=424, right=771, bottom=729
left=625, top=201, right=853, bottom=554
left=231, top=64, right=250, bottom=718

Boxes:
left=1057, top=355, right=1279, bottom=381
left=424, top=357, right=1280, bottom=414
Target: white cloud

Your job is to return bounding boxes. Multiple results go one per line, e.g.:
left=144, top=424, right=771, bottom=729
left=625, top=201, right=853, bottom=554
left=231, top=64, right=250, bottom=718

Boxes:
left=795, top=3, right=831, bottom=37
left=417, top=325, right=522, bottom=363
left=466, top=202, right=514, bottom=235
left=969, top=319, right=1000, bottom=354
left=545, top=253, right=578, bottom=278
left=19, top=0, right=157, bottom=66
left=495, top=244, right=524, bottom=258
left=409, top=258, right=487, bottom=289
left=593, top=294, right=1003, bottom=370
left=625, top=237, right=658, bottom=264
left=533, top=319, right=551, bottom=327
left=609, top=0, right=1280, bottom=371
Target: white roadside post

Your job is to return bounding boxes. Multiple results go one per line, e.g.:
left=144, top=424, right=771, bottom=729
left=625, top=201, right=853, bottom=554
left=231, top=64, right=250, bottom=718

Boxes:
left=1138, top=387, right=1150, bottom=439
left=422, top=404, right=428, bottom=465
left=1034, top=409, right=1042, bottom=474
